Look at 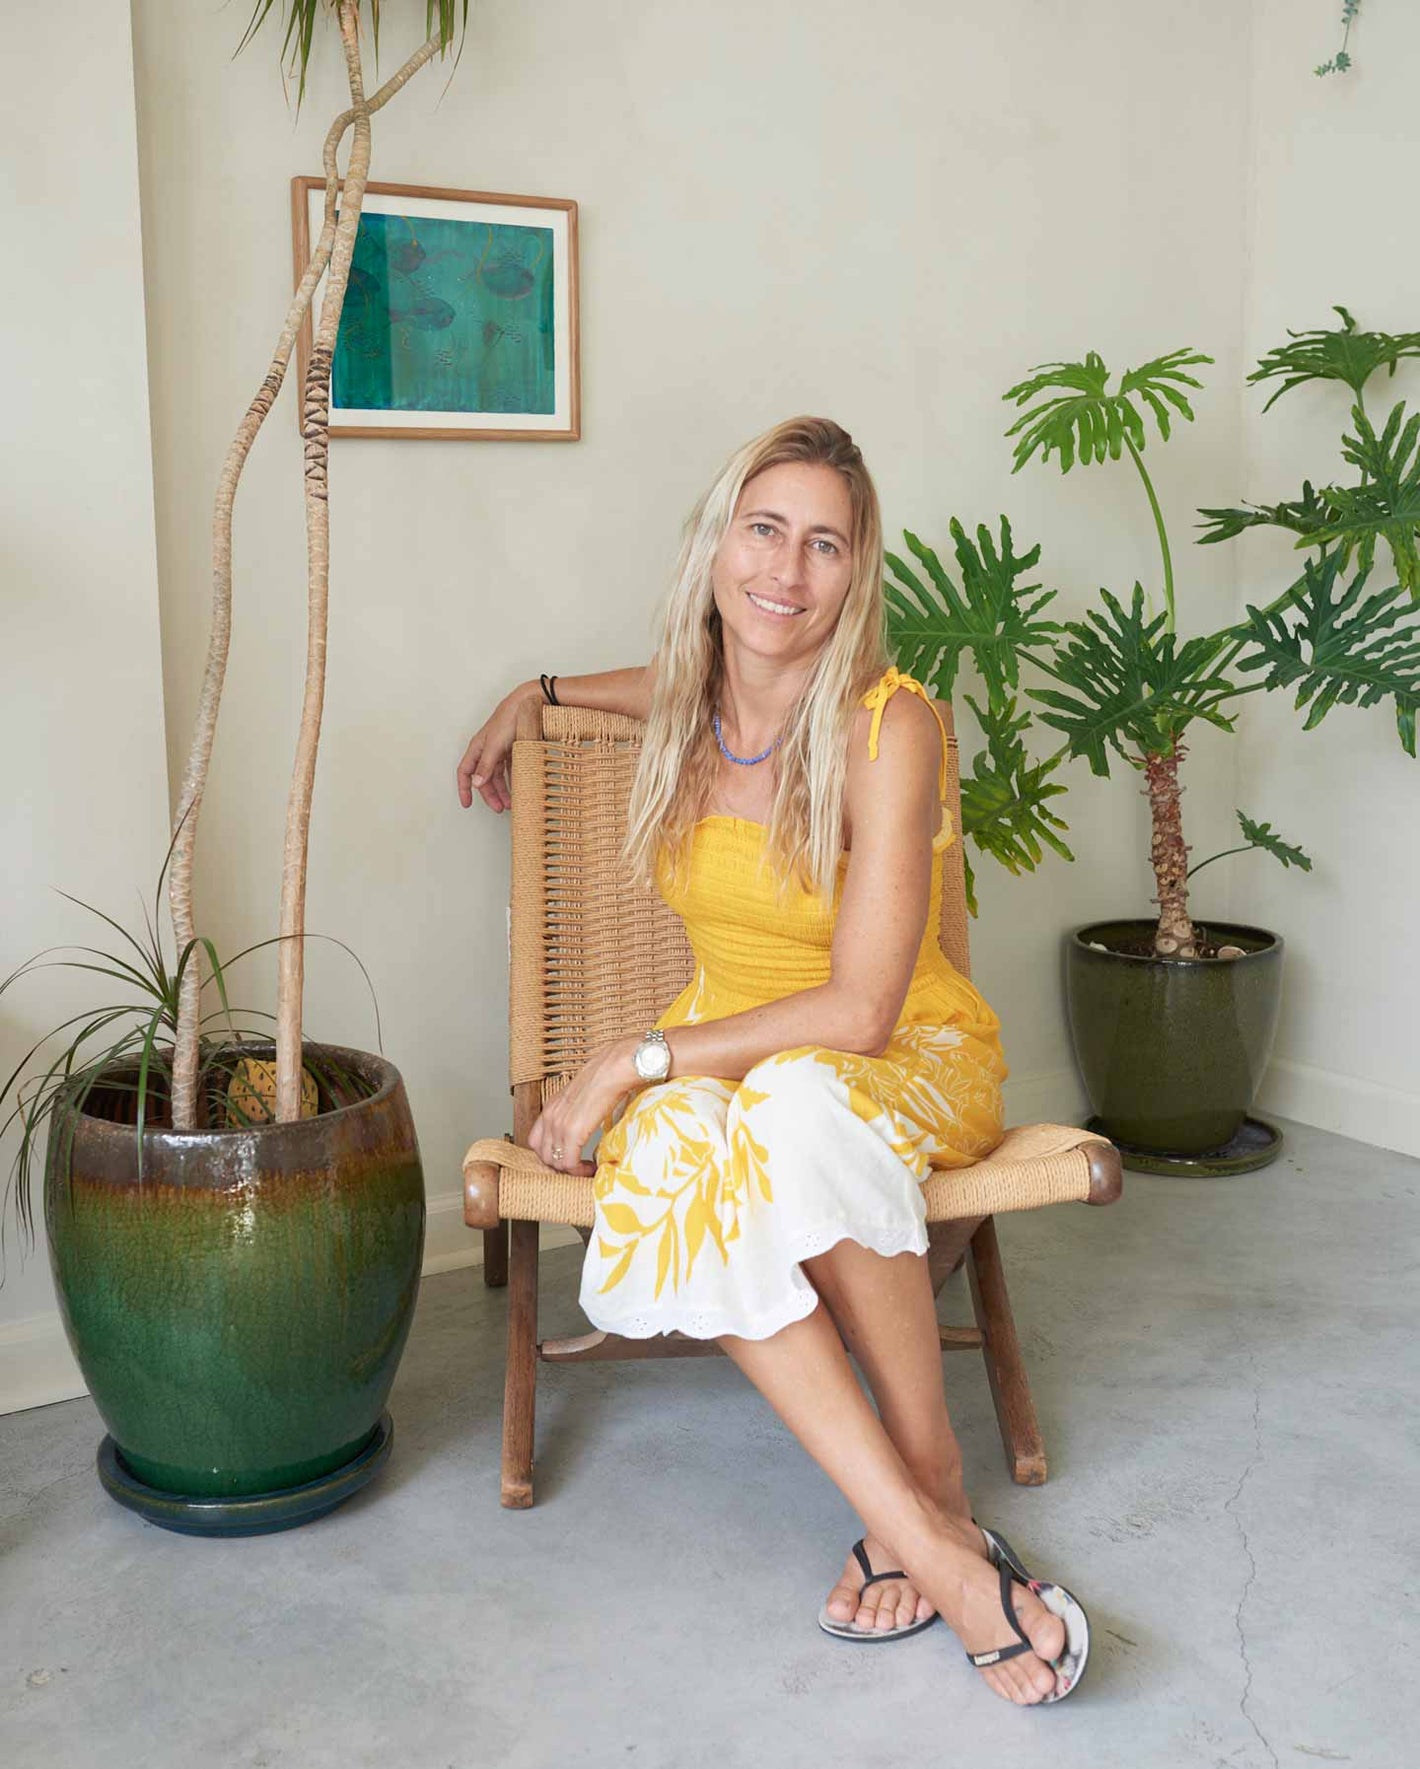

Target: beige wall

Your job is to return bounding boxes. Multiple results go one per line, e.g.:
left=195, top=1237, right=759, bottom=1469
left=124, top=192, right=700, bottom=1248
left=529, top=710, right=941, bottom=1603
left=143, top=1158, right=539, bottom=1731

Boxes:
left=0, top=1, right=172, bottom=1398
left=128, top=0, right=1253, bottom=1273
left=9, top=1, right=1413, bottom=1411
left=1245, top=0, right=1420, bottom=1156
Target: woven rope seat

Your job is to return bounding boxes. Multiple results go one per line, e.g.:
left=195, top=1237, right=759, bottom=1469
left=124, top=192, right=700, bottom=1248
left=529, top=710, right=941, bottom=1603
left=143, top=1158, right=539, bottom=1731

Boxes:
left=462, top=699, right=1121, bottom=1506
left=463, top=1120, right=1118, bottom=1232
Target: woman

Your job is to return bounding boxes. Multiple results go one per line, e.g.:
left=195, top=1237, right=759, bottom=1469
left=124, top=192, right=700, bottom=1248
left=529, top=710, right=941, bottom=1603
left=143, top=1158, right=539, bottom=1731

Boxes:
left=456, top=416, right=1089, bottom=1705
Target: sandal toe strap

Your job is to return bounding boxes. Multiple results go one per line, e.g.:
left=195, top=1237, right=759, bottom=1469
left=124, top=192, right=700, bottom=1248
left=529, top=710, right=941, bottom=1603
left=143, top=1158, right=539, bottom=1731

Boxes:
left=964, top=1558, right=1038, bottom=1669
left=859, top=1568, right=910, bottom=1592
left=850, top=1538, right=910, bottom=1593
left=967, top=1639, right=1036, bottom=1668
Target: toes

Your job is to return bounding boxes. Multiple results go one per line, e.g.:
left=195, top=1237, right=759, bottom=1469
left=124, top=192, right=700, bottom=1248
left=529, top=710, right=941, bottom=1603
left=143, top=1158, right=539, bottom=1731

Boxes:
left=1018, top=1589, right=1067, bottom=1668
left=824, top=1581, right=858, bottom=1622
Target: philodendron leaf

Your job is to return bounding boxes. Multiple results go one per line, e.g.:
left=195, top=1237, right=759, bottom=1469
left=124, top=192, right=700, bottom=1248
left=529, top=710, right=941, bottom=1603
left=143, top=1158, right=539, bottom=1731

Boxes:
left=1196, top=481, right=1339, bottom=549
left=1233, top=549, right=1420, bottom=756
left=1025, top=584, right=1240, bottom=775
left=958, top=694, right=1074, bottom=887
left=1306, top=401, right=1420, bottom=597
left=885, top=517, right=1062, bottom=702
left=1003, top=347, right=1212, bottom=474
left=1248, top=305, right=1420, bottom=409
left=1235, top=812, right=1313, bottom=871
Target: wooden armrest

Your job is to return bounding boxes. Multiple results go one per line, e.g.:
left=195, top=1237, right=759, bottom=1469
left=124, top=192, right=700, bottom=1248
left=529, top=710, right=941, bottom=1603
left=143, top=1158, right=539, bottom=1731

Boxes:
left=1082, top=1137, right=1123, bottom=1205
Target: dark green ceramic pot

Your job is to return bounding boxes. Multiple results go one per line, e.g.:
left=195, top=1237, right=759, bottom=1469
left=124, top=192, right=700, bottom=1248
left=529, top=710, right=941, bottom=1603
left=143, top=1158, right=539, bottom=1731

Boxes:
left=1065, top=920, right=1283, bottom=1154
left=44, top=1043, right=424, bottom=1507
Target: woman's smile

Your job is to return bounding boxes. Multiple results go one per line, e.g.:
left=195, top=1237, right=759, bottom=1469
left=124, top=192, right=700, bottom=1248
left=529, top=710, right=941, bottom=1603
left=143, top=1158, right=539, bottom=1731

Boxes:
left=745, top=588, right=806, bottom=618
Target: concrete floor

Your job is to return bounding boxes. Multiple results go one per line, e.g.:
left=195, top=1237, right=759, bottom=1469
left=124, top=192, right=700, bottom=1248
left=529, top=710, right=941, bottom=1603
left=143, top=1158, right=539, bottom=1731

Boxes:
left=3, top=1114, right=1415, bottom=1768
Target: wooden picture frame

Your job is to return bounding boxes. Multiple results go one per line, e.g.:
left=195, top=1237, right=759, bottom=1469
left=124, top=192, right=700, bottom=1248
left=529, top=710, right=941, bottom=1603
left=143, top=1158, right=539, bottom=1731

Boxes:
left=291, top=177, right=580, bottom=441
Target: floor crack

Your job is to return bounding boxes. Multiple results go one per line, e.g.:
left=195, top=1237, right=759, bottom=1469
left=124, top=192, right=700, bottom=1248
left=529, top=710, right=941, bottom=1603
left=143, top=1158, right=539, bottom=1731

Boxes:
left=1223, top=1350, right=1277, bottom=1769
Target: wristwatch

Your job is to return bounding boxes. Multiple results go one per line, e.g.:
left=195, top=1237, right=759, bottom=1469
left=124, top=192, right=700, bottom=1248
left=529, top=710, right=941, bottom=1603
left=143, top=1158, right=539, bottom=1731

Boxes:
left=632, top=1027, right=672, bottom=1082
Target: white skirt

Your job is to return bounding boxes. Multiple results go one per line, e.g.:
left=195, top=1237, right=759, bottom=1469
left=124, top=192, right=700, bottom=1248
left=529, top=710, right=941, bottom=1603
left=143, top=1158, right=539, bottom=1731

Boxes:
left=578, top=1027, right=1007, bottom=1341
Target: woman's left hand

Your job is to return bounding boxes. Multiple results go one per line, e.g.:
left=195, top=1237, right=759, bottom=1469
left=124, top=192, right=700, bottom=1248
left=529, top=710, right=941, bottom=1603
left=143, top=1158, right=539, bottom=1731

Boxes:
left=529, top=1037, right=640, bottom=1175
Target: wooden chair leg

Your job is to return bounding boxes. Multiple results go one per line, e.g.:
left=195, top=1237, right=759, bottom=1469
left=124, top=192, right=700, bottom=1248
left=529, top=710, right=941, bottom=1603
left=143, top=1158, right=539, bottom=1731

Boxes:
left=500, top=1218, right=539, bottom=1508
left=926, top=1215, right=983, bottom=1297
left=482, top=1219, right=509, bottom=1288
left=966, top=1215, right=1047, bottom=1486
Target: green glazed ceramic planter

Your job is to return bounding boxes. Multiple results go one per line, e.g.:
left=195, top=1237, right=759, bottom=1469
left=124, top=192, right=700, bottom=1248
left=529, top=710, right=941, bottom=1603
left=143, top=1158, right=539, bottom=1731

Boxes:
left=1065, top=920, right=1284, bottom=1157
left=44, top=1043, right=424, bottom=1529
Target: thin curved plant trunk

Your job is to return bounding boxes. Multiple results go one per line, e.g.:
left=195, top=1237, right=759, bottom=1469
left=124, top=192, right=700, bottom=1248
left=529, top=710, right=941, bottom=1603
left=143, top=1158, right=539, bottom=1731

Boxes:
left=169, top=15, right=443, bottom=1130
left=275, top=0, right=370, bottom=1123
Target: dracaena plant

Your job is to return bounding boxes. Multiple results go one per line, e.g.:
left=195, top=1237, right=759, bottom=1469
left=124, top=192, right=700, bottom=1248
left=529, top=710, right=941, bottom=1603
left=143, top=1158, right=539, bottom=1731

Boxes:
left=3, top=4, right=465, bottom=1255
left=170, top=1, right=467, bottom=1131
left=888, top=317, right=1420, bottom=957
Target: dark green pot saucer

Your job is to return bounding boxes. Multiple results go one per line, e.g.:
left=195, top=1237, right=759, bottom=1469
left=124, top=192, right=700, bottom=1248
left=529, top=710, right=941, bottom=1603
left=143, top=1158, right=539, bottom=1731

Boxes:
left=96, top=1412, right=394, bottom=1537
left=1085, top=1114, right=1283, bottom=1177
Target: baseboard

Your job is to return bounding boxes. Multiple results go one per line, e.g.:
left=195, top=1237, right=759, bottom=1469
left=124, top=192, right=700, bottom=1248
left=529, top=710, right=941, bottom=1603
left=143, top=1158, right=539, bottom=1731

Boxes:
left=0, top=1312, right=87, bottom=1416
left=1257, top=1056, right=1420, bottom=1160
left=1002, top=1066, right=1090, bottom=1130
left=421, top=1191, right=580, bottom=1274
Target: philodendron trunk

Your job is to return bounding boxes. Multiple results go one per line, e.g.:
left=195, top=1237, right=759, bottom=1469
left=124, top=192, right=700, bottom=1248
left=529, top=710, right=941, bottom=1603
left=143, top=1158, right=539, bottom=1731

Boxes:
left=275, top=0, right=370, bottom=1124
left=1142, top=738, right=1198, bottom=959
left=168, top=11, right=443, bottom=1129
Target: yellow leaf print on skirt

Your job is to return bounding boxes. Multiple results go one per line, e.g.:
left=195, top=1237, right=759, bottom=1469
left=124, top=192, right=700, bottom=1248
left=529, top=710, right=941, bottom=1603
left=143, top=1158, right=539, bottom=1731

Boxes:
left=579, top=1024, right=1007, bottom=1342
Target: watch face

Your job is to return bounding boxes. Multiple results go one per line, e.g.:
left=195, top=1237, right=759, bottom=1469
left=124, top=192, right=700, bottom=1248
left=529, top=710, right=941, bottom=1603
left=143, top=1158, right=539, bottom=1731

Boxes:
left=637, top=1039, right=670, bottom=1081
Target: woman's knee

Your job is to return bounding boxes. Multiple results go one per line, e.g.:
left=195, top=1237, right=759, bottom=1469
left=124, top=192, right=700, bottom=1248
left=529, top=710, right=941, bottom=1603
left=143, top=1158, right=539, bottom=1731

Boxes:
left=727, top=1048, right=842, bottom=1167
left=736, top=1046, right=839, bottom=1114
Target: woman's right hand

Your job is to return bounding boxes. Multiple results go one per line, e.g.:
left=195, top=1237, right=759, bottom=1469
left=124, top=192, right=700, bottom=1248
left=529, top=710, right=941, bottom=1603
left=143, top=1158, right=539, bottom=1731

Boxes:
left=456, top=679, right=541, bottom=812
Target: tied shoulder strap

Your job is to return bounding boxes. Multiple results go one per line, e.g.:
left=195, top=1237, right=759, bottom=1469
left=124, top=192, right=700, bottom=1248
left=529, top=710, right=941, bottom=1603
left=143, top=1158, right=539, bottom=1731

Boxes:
left=860, top=666, right=956, bottom=852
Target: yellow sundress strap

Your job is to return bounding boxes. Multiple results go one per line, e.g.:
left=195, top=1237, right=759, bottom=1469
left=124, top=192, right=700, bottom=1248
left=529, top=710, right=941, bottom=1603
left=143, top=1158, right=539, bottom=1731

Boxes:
left=860, top=666, right=956, bottom=851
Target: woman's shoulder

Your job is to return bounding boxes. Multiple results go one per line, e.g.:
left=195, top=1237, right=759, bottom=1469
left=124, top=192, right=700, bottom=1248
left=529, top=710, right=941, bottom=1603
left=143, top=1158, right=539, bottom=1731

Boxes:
left=852, top=667, right=947, bottom=761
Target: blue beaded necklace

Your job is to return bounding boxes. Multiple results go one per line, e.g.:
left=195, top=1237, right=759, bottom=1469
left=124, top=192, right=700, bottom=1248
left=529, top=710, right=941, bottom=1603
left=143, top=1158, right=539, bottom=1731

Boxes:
left=712, top=711, right=782, bottom=767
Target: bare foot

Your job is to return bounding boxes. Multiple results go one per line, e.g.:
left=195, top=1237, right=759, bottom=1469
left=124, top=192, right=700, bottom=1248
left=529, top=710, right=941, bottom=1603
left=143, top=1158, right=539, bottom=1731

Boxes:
left=940, top=1521, right=1068, bottom=1704
left=822, top=1533, right=936, bottom=1633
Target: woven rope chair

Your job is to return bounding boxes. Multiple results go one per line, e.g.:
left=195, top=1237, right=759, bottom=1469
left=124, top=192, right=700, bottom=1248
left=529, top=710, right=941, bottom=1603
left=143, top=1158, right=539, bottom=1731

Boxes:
left=464, top=698, right=1121, bottom=1508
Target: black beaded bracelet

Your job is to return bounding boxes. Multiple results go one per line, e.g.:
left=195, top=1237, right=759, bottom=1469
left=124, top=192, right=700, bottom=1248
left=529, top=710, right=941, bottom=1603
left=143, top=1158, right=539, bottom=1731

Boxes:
left=539, top=673, right=561, bottom=707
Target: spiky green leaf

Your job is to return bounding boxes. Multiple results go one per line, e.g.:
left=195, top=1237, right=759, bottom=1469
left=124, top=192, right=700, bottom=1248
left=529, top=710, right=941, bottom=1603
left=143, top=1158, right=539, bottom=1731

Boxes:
left=1301, top=401, right=1420, bottom=596
left=1196, top=481, right=1339, bottom=549
left=1235, top=812, right=1313, bottom=871
left=1003, top=348, right=1212, bottom=475
left=1232, top=550, right=1420, bottom=755
left=1025, top=584, right=1241, bottom=774
left=1248, top=306, right=1420, bottom=410
left=238, top=1, right=468, bottom=106
left=957, top=695, right=1074, bottom=884
left=885, top=517, right=1062, bottom=702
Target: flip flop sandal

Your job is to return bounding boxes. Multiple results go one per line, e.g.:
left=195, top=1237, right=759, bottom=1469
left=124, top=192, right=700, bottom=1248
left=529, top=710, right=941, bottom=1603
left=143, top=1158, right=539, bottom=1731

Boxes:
left=968, top=1525, right=1091, bottom=1702
left=817, top=1537, right=941, bottom=1642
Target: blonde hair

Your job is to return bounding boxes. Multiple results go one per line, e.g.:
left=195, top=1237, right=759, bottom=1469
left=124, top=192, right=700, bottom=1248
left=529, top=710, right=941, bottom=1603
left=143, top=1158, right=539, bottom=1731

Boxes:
left=622, top=415, right=888, bottom=900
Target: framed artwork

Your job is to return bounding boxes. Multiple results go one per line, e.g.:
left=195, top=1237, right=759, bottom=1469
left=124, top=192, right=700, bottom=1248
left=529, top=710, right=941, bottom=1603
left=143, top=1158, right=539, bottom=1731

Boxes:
left=291, top=178, right=580, bottom=440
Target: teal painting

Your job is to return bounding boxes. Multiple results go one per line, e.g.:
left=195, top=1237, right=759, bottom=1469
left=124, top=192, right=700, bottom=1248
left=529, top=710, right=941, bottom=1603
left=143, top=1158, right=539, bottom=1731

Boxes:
left=332, top=211, right=557, bottom=416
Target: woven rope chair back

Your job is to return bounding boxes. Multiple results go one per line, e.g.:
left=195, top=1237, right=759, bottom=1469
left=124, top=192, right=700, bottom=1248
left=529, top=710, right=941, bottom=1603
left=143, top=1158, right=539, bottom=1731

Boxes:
left=508, top=702, right=971, bottom=1098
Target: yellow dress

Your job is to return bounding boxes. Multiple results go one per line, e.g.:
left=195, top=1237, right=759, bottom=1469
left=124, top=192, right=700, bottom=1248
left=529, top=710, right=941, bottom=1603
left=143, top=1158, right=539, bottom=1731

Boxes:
left=578, top=667, right=1010, bottom=1341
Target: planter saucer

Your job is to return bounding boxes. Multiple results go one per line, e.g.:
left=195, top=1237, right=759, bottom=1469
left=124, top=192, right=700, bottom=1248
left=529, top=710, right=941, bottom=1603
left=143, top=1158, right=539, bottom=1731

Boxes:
left=1084, top=1114, right=1283, bottom=1178
left=96, top=1412, right=394, bottom=1537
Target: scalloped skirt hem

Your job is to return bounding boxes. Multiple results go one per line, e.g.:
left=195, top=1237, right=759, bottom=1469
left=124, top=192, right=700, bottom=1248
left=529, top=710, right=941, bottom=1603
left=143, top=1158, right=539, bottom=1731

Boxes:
left=577, top=1214, right=932, bottom=1343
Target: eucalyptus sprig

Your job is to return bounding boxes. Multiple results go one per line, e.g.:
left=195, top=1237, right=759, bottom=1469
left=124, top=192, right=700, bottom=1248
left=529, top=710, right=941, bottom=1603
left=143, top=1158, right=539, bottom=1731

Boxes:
left=1315, top=1, right=1361, bottom=77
